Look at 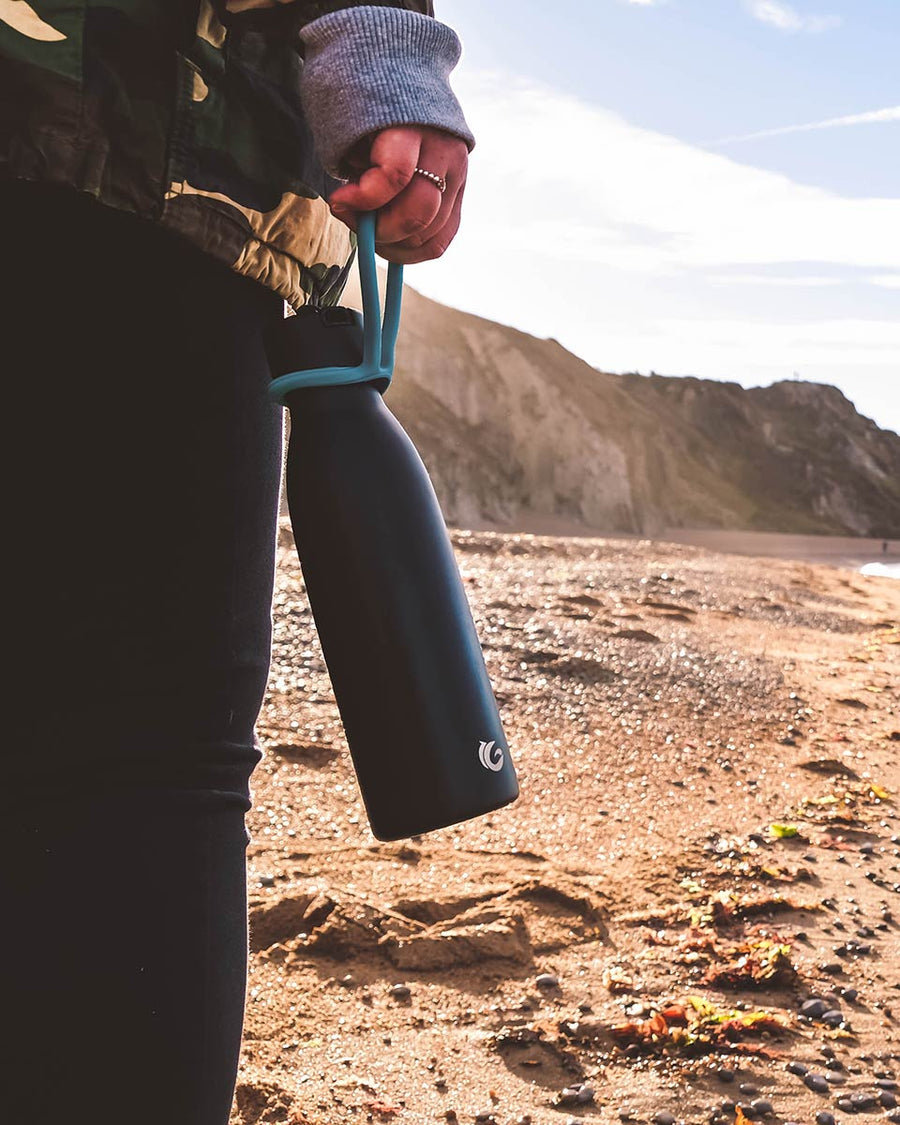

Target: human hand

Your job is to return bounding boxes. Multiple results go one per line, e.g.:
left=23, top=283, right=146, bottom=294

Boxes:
left=328, top=125, right=468, bottom=265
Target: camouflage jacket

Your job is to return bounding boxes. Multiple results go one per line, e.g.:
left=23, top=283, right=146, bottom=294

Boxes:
left=0, top=0, right=443, bottom=307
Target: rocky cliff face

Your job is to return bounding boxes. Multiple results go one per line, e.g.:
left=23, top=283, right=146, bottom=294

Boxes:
left=363, top=284, right=900, bottom=537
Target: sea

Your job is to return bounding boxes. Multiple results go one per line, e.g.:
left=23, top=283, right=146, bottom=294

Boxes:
left=861, top=562, right=900, bottom=580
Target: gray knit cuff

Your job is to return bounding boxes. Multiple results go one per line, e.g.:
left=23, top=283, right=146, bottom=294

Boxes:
left=299, top=5, right=475, bottom=179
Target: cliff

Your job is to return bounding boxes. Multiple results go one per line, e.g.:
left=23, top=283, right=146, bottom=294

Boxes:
left=377, top=284, right=900, bottom=537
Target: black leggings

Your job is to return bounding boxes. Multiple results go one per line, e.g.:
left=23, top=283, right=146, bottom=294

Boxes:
left=1, top=183, right=284, bottom=1124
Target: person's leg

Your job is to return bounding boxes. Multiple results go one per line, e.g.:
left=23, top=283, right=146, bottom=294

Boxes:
left=0, top=183, right=284, bottom=1124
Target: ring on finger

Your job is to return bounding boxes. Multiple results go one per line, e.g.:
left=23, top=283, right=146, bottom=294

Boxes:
left=413, top=167, right=447, bottom=194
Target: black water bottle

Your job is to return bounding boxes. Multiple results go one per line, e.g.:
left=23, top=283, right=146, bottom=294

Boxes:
left=266, top=218, right=517, bottom=841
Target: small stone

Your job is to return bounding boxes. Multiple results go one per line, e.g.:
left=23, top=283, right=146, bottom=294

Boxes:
left=821, top=962, right=844, bottom=975
left=557, top=1084, right=595, bottom=1107
left=835, top=1100, right=854, bottom=1113
left=800, top=998, right=828, bottom=1019
left=882, top=1091, right=899, bottom=1109
left=878, top=1079, right=900, bottom=1089
left=389, top=983, right=411, bottom=1000
left=258, top=873, right=276, bottom=886
left=841, top=987, right=859, bottom=1002
left=750, top=1100, right=773, bottom=1116
left=717, top=1068, right=737, bottom=1084
left=815, top=1114, right=837, bottom=1125
left=786, top=1060, right=808, bottom=1076
left=850, top=1093, right=877, bottom=1110
left=822, top=1009, right=844, bottom=1025
left=738, top=1083, right=759, bottom=1097
left=805, top=1073, right=830, bottom=1093
left=888, top=1111, right=900, bottom=1125
left=535, top=973, right=559, bottom=989
left=653, top=1114, right=677, bottom=1125
left=825, top=1071, right=847, bottom=1084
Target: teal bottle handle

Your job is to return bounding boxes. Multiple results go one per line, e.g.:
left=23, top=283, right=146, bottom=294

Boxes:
left=269, top=212, right=403, bottom=402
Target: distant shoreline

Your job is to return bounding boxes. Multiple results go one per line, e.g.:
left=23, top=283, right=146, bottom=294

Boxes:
left=658, top=528, right=899, bottom=573
left=455, top=518, right=899, bottom=574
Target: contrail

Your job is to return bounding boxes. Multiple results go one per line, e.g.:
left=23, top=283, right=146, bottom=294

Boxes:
left=709, top=106, right=900, bottom=146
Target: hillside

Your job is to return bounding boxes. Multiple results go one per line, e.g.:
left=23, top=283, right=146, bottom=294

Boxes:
left=369, top=284, right=900, bottom=538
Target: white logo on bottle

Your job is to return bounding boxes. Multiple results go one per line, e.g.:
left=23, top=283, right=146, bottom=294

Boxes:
left=478, top=740, right=504, bottom=772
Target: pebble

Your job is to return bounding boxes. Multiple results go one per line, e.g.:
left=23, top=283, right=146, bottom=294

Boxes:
left=738, top=1083, right=759, bottom=1096
left=883, top=1092, right=899, bottom=1110
left=535, top=973, right=559, bottom=989
left=805, top=1073, right=830, bottom=1093
left=557, top=1084, right=594, bottom=1107
left=800, top=999, right=828, bottom=1019
left=850, top=1093, right=878, bottom=1110
left=825, top=1071, right=847, bottom=1084
left=822, top=1010, right=845, bottom=1026
left=388, top=983, right=411, bottom=1000
left=750, top=1100, right=774, bottom=1116
left=653, top=1115, right=677, bottom=1125
left=786, top=1061, right=808, bottom=1076
left=879, top=1079, right=900, bottom=1089
left=888, top=1111, right=900, bottom=1124
left=841, top=987, right=859, bottom=1002
left=815, top=1114, right=837, bottom=1125
left=717, top=1068, right=737, bottom=1084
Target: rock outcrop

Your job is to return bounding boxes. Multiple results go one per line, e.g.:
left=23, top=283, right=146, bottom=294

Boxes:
left=345, top=282, right=900, bottom=537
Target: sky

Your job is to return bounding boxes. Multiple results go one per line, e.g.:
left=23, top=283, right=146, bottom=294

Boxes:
left=408, top=0, right=900, bottom=434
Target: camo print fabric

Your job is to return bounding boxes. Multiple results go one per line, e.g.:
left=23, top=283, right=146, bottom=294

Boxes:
left=0, top=0, right=430, bottom=306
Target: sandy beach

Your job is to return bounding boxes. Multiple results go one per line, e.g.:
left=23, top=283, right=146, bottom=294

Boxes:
left=232, top=524, right=900, bottom=1125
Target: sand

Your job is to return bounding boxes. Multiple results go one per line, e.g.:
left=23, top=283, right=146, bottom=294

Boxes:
left=232, top=525, right=900, bottom=1125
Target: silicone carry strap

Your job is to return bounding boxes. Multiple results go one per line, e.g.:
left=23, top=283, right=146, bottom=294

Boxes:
left=269, top=212, right=403, bottom=402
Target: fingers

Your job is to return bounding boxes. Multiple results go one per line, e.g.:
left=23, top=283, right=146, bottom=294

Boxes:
left=328, top=126, right=469, bottom=264
left=328, top=128, right=421, bottom=226
left=376, top=177, right=466, bottom=265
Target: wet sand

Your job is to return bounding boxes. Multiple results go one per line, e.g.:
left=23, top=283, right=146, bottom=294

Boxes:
left=232, top=525, right=900, bottom=1125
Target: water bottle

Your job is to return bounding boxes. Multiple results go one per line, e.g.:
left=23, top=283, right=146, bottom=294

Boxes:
left=266, top=213, right=518, bottom=841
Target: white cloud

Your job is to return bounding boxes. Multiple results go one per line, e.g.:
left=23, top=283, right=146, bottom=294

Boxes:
left=745, top=0, right=841, bottom=32
left=621, top=0, right=666, bottom=5
left=713, top=105, right=900, bottom=145
left=407, top=71, right=900, bottom=429
left=435, top=72, right=900, bottom=276
left=869, top=275, right=900, bottom=289
left=707, top=274, right=842, bottom=287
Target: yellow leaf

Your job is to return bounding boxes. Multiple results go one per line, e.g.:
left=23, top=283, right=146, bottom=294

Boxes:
left=770, top=823, right=799, bottom=838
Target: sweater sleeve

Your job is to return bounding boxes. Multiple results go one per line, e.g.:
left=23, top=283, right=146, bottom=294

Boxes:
left=297, top=5, right=474, bottom=178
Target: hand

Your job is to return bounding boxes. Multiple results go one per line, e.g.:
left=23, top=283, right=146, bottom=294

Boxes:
left=328, top=125, right=468, bottom=265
